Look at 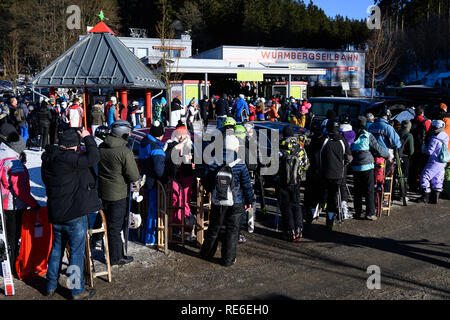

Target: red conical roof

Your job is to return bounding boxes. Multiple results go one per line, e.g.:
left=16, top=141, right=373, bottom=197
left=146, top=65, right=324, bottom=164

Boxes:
left=88, top=21, right=116, bottom=35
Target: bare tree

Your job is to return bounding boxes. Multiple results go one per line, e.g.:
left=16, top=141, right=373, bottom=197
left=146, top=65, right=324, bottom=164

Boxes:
left=365, top=18, right=399, bottom=98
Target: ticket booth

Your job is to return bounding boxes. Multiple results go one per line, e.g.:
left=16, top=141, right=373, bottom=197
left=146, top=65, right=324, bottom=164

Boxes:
left=265, top=81, right=308, bottom=100
left=169, top=80, right=211, bottom=105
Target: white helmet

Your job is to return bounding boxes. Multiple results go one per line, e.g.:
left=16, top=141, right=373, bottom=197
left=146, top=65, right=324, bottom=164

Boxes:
left=110, top=96, right=117, bottom=104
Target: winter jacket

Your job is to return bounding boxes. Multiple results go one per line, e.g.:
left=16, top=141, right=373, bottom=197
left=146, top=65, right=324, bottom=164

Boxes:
left=340, top=124, right=356, bottom=147
left=398, top=128, right=414, bottom=157
left=231, top=98, right=250, bottom=122
left=98, top=134, right=140, bottom=202
left=37, top=104, right=52, bottom=127
left=138, top=133, right=166, bottom=190
left=248, top=104, right=256, bottom=121
left=107, top=104, right=117, bottom=126
left=268, top=105, right=280, bottom=121
left=318, top=132, right=352, bottom=180
left=0, top=143, right=38, bottom=210
left=163, top=139, right=194, bottom=179
left=204, top=150, right=254, bottom=205
left=215, top=98, right=229, bottom=117
left=368, top=118, right=402, bottom=152
left=41, top=135, right=102, bottom=224
left=424, top=130, right=449, bottom=163
left=442, top=117, right=450, bottom=158
left=350, top=129, right=389, bottom=172
left=67, top=104, right=84, bottom=128
left=90, top=104, right=106, bottom=126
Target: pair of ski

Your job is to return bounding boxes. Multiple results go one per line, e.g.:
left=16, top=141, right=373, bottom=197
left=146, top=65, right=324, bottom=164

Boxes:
left=0, top=197, right=14, bottom=295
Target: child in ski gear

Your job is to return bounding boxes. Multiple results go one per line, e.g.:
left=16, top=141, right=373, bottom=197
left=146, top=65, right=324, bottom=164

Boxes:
left=98, top=120, right=140, bottom=265
left=200, top=134, right=254, bottom=267
left=139, top=120, right=166, bottom=245
left=164, top=121, right=194, bottom=227
left=0, top=133, right=39, bottom=274
left=41, top=128, right=101, bottom=300
left=419, top=120, right=449, bottom=204
left=278, top=126, right=309, bottom=241
left=350, top=116, right=389, bottom=220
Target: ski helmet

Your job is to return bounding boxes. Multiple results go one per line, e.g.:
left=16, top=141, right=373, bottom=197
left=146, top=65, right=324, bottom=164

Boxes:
left=110, top=120, right=132, bottom=139
left=339, top=113, right=351, bottom=125
left=234, top=124, right=247, bottom=139
left=222, top=117, right=237, bottom=129
left=379, top=107, right=392, bottom=119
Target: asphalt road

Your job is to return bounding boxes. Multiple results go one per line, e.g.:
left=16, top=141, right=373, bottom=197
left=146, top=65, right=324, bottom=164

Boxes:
left=3, top=191, right=449, bottom=301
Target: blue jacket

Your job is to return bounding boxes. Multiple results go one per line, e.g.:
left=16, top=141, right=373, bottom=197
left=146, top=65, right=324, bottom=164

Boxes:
left=107, top=105, right=117, bottom=127
left=231, top=98, right=249, bottom=122
left=368, top=118, right=402, bottom=152
left=204, top=151, right=254, bottom=205
left=351, top=130, right=389, bottom=171
left=138, top=134, right=166, bottom=189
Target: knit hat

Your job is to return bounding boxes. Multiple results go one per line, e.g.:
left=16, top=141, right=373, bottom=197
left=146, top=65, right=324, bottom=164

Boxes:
left=431, top=120, right=445, bottom=129
left=58, top=128, right=80, bottom=147
left=5, top=133, right=26, bottom=154
left=174, top=120, right=187, bottom=135
left=401, top=119, right=412, bottom=131
left=150, top=120, right=164, bottom=137
left=440, top=103, right=447, bottom=112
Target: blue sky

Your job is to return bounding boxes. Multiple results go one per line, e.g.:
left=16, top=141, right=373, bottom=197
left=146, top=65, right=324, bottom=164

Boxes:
left=309, top=0, right=376, bottom=20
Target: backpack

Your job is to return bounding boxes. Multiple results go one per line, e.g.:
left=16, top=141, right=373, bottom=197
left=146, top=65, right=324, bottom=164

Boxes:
left=279, top=137, right=309, bottom=186
left=14, top=107, right=25, bottom=122
left=410, top=118, right=427, bottom=152
left=15, top=207, right=53, bottom=280
left=211, top=160, right=240, bottom=207
left=439, top=141, right=450, bottom=163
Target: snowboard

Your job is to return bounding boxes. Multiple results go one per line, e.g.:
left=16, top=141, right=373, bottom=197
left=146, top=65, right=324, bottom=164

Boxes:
left=0, top=197, right=15, bottom=296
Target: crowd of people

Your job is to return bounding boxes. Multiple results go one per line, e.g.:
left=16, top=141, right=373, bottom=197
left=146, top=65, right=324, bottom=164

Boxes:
left=1, top=91, right=449, bottom=300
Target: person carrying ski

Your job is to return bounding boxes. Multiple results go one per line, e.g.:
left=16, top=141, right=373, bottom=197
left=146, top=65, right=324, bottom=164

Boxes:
left=42, top=128, right=101, bottom=300
left=350, top=116, right=389, bottom=220
left=0, top=132, right=39, bottom=275
left=318, top=119, right=353, bottom=230
left=277, top=126, right=309, bottom=241
left=200, top=134, right=254, bottom=267
left=138, top=120, right=166, bottom=246
left=98, top=120, right=140, bottom=266
left=419, top=120, right=449, bottom=204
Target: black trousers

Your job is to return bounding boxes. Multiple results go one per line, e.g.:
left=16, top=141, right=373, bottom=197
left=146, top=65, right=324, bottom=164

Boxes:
left=39, top=125, right=50, bottom=149
left=4, top=210, right=24, bottom=274
left=200, top=203, right=243, bottom=266
left=353, top=169, right=375, bottom=217
left=323, top=178, right=342, bottom=214
left=103, top=198, right=127, bottom=263
left=278, top=185, right=303, bottom=232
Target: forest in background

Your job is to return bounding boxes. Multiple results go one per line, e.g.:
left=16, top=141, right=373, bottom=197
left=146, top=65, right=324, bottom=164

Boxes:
left=0, top=0, right=448, bottom=87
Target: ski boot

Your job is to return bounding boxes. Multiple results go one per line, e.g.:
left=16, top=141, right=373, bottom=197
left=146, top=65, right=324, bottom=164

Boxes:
left=294, top=227, right=303, bottom=242
left=431, top=190, right=440, bottom=204
left=420, top=191, right=430, bottom=204
left=326, top=212, right=335, bottom=231
left=283, top=229, right=296, bottom=242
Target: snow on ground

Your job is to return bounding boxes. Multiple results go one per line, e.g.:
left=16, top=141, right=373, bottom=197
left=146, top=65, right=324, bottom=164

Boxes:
left=25, top=147, right=47, bottom=206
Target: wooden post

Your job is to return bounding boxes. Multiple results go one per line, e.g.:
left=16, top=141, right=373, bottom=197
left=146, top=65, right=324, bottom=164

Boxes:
left=145, top=89, right=152, bottom=127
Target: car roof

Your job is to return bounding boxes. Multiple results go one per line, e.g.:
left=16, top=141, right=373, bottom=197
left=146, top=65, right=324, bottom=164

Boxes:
left=308, top=97, right=383, bottom=104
